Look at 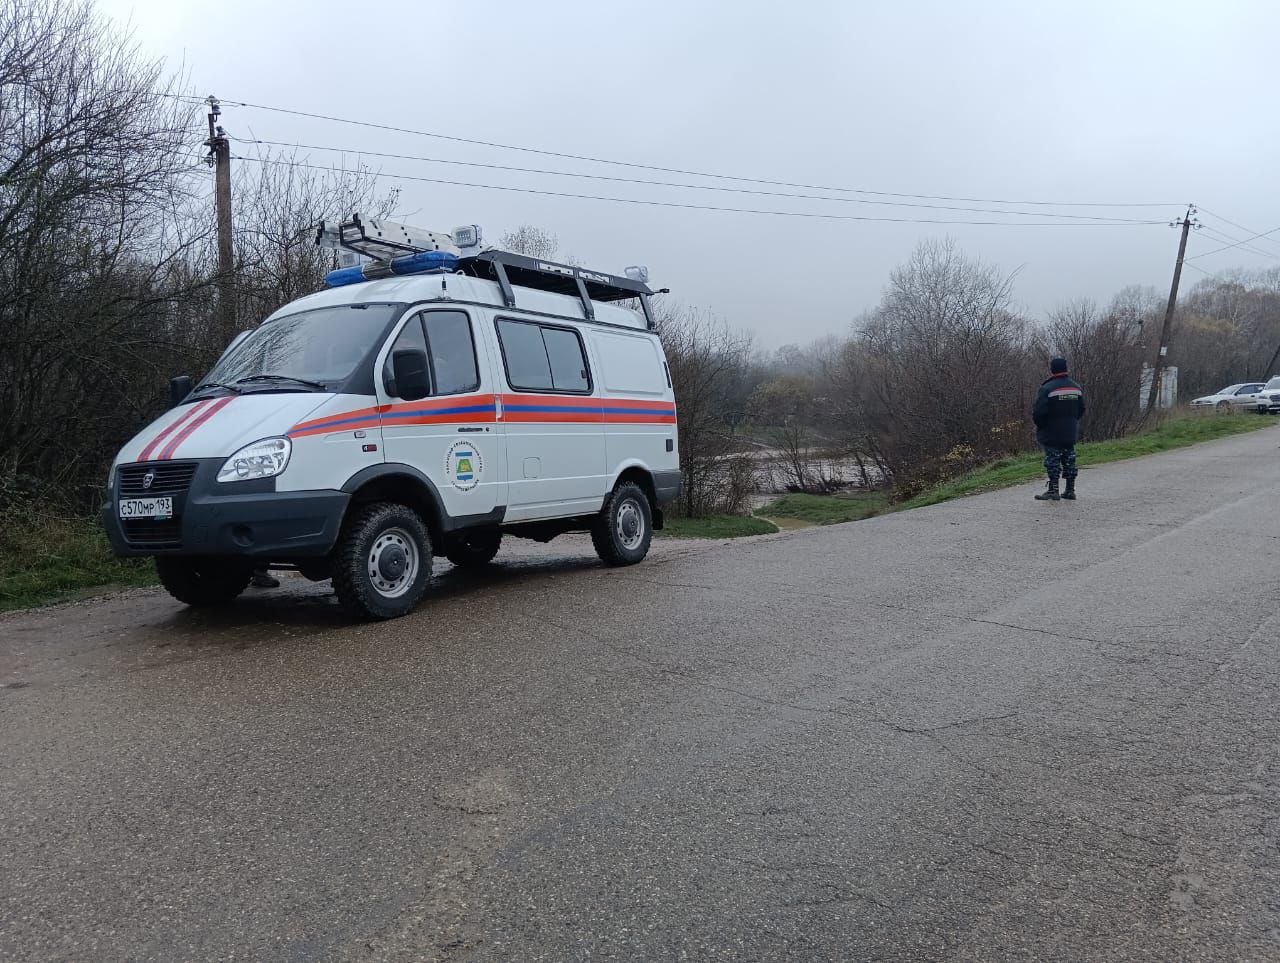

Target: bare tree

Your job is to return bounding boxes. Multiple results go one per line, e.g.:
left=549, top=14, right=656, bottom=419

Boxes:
left=854, top=238, right=1029, bottom=491
left=1037, top=299, right=1145, bottom=440
left=500, top=224, right=560, bottom=259
left=656, top=305, right=755, bottom=516
left=0, top=0, right=198, bottom=501
left=1175, top=269, right=1280, bottom=395
left=231, top=148, right=398, bottom=333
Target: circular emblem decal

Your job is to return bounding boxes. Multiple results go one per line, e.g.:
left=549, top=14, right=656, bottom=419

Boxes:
left=445, top=440, right=483, bottom=492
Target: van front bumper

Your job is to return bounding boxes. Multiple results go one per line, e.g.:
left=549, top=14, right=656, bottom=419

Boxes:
left=103, top=458, right=348, bottom=558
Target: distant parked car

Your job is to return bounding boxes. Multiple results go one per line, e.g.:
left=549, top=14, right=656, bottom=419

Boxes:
left=1252, top=376, right=1280, bottom=413
left=1191, top=383, right=1265, bottom=409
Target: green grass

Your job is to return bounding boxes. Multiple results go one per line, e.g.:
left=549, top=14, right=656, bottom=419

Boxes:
left=658, top=514, right=779, bottom=539
left=0, top=509, right=156, bottom=612
left=900, top=411, right=1276, bottom=510
left=757, top=490, right=892, bottom=526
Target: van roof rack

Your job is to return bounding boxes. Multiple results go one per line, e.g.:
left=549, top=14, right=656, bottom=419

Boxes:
left=316, top=215, right=659, bottom=328
left=455, top=251, right=654, bottom=325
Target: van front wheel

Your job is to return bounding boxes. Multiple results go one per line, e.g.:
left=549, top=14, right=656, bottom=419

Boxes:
left=156, top=557, right=253, bottom=607
left=591, top=482, right=653, bottom=566
left=333, top=502, right=433, bottom=620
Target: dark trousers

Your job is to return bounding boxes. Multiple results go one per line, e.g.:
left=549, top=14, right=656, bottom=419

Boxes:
left=1043, top=445, right=1077, bottom=483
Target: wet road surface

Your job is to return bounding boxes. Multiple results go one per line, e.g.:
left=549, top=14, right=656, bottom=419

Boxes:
left=3, top=427, right=1280, bottom=961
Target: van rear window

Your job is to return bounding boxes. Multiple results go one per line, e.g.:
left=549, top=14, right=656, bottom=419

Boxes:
left=497, top=319, right=592, bottom=394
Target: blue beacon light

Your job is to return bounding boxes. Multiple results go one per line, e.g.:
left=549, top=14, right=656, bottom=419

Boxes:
left=324, top=250, right=460, bottom=288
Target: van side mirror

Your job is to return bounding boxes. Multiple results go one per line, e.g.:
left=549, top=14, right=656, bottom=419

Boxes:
left=169, top=375, right=193, bottom=408
left=391, top=349, right=431, bottom=401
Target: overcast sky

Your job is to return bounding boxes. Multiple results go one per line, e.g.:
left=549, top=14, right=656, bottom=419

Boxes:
left=96, top=0, right=1280, bottom=347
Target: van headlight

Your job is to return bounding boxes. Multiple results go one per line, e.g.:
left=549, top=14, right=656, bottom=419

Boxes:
left=217, top=436, right=292, bottom=482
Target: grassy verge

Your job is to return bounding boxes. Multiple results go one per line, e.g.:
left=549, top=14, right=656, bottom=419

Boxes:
left=757, top=491, right=891, bottom=526
left=0, top=510, right=155, bottom=613
left=900, top=411, right=1275, bottom=510
left=762, top=411, right=1275, bottom=524
left=658, top=515, right=779, bottom=539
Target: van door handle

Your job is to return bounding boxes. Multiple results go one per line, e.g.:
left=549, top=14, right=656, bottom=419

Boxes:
left=457, top=426, right=484, bottom=433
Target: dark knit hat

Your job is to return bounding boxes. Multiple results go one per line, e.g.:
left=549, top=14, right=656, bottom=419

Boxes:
left=1050, top=357, right=1068, bottom=374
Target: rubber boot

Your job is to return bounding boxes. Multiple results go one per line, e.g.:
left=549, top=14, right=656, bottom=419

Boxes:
left=1034, top=478, right=1060, bottom=501
left=250, top=568, right=280, bottom=589
left=1062, top=477, right=1076, bottom=500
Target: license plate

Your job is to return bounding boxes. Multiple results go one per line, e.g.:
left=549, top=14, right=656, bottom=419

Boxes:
left=119, top=497, right=173, bottom=520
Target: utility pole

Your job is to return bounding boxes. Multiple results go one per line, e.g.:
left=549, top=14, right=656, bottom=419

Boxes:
left=204, top=96, right=235, bottom=340
left=1144, top=204, right=1198, bottom=414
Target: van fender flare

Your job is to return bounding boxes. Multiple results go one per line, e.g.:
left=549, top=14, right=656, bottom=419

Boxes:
left=611, top=460, right=681, bottom=509
left=340, top=463, right=445, bottom=533
left=609, top=459, right=653, bottom=490
left=340, top=463, right=505, bottom=535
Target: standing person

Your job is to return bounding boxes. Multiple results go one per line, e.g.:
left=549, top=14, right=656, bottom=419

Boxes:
left=1032, top=357, right=1086, bottom=501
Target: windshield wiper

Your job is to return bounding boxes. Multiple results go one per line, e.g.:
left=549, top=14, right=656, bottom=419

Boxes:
left=235, top=374, right=328, bottom=391
left=190, top=381, right=242, bottom=396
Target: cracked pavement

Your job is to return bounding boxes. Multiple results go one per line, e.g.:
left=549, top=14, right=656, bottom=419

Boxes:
left=3, top=425, right=1280, bottom=961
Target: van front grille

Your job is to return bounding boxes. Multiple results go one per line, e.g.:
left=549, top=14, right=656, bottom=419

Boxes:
left=118, top=462, right=197, bottom=498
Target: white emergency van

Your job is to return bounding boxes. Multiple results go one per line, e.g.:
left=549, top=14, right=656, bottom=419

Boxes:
left=102, top=217, right=681, bottom=619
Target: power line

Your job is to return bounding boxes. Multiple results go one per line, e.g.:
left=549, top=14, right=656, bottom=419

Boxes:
left=232, top=154, right=1168, bottom=227
left=167, top=93, right=1181, bottom=209
left=1200, top=229, right=1280, bottom=261
left=230, top=136, right=1166, bottom=224
left=1196, top=224, right=1273, bottom=258
left=1197, top=222, right=1266, bottom=250
left=1191, top=224, right=1280, bottom=261
left=1196, top=205, right=1280, bottom=250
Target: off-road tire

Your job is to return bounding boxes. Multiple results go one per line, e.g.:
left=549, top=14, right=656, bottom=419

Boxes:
left=591, top=481, right=653, bottom=566
left=156, top=557, right=253, bottom=607
left=444, top=530, right=502, bottom=569
left=332, top=502, right=433, bottom=620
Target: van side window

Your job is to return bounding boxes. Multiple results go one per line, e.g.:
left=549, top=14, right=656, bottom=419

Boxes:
left=496, top=319, right=592, bottom=394
left=542, top=328, right=590, bottom=392
left=383, top=316, right=429, bottom=397
left=424, top=311, right=479, bottom=395
left=383, top=311, right=481, bottom=398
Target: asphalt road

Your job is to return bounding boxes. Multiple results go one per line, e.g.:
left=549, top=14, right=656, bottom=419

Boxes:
left=4, top=428, right=1280, bottom=962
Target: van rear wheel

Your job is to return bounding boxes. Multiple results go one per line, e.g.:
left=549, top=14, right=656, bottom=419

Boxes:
left=156, top=557, right=253, bottom=607
left=333, top=502, right=433, bottom=620
left=444, top=530, right=502, bottom=569
left=591, top=481, right=653, bottom=566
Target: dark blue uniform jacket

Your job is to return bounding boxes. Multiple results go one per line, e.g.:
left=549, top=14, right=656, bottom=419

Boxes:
left=1032, top=373, right=1086, bottom=448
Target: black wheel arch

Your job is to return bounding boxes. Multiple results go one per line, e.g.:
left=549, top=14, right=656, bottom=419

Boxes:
left=613, top=465, right=656, bottom=505
left=341, top=464, right=445, bottom=544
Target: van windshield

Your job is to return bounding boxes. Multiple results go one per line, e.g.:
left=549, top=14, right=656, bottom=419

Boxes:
left=198, top=304, right=400, bottom=393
